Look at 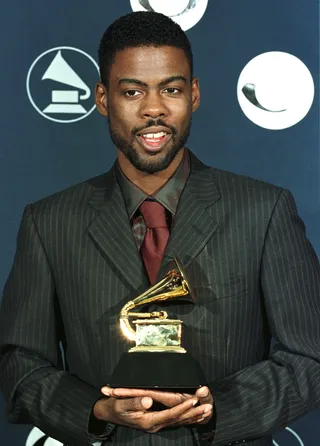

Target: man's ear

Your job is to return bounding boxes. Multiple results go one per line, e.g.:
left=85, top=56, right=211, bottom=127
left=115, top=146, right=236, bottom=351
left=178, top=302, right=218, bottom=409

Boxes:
left=95, top=82, right=108, bottom=116
left=191, top=77, right=200, bottom=112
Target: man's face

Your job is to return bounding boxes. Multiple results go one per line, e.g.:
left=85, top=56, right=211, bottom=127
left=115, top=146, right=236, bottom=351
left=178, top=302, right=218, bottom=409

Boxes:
left=96, top=46, right=200, bottom=173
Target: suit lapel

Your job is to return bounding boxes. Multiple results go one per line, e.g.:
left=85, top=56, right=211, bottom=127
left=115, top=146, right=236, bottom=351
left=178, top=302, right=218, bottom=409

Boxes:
left=87, top=166, right=149, bottom=292
left=158, top=152, right=220, bottom=278
left=87, top=153, right=220, bottom=289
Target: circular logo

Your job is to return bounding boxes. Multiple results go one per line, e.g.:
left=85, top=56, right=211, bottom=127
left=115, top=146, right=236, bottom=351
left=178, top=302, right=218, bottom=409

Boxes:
left=237, top=51, right=315, bottom=130
left=130, top=0, right=208, bottom=31
left=273, top=427, right=304, bottom=446
left=26, top=46, right=99, bottom=124
left=26, top=427, right=63, bottom=446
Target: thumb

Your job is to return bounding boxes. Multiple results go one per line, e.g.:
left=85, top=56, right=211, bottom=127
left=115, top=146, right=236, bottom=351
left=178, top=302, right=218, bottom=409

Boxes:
left=196, top=386, right=213, bottom=405
left=124, top=396, right=153, bottom=412
left=101, top=386, right=113, bottom=396
left=141, top=396, right=153, bottom=410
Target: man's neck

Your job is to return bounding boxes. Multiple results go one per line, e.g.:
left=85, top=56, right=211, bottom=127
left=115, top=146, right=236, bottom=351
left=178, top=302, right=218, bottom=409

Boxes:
left=117, top=149, right=185, bottom=196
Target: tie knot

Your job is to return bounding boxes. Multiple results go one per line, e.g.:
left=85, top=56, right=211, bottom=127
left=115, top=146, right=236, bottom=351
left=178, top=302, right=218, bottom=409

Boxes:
left=140, top=201, right=168, bottom=229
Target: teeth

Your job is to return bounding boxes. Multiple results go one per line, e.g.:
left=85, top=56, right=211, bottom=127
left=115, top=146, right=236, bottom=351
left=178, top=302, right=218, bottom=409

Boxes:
left=142, top=132, right=167, bottom=139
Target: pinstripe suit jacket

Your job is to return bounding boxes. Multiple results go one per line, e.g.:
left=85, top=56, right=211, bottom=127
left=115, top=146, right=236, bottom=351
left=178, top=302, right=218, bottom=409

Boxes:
left=0, top=152, right=319, bottom=446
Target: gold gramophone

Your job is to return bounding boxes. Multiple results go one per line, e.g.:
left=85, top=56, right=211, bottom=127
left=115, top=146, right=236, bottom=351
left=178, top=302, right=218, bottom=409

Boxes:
left=108, top=258, right=206, bottom=390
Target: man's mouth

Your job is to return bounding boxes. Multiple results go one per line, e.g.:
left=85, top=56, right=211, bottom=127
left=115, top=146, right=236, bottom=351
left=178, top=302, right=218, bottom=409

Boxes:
left=137, top=130, right=172, bottom=152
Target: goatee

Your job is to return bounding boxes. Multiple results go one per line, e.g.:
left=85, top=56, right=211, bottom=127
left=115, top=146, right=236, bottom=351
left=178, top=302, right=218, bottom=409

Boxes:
left=108, top=117, right=191, bottom=174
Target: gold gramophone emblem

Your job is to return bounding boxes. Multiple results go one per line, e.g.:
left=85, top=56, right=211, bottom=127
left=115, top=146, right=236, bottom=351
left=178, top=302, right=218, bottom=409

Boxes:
left=120, top=258, right=194, bottom=353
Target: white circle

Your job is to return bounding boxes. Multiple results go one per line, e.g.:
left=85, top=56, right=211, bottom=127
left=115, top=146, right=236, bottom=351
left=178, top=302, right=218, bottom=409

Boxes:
left=273, top=427, right=304, bottom=446
left=26, top=427, right=63, bottom=446
left=26, top=427, right=43, bottom=446
left=237, top=51, right=315, bottom=130
left=130, top=0, right=208, bottom=31
left=26, top=46, right=99, bottom=124
left=149, top=0, right=190, bottom=16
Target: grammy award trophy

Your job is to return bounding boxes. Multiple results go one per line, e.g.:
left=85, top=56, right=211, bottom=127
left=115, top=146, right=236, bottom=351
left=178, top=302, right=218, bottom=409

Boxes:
left=108, top=258, right=206, bottom=390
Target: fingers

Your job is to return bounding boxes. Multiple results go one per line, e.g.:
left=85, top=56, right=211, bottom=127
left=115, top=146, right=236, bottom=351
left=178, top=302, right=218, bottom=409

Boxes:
left=100, top=386, right=213, bottom=432
left=146, top=401, right=213, bottom=432
left=93, top=395, right=151, bottom=426
left=130, top=390, right=190, bottom=407
left=101, top=386, right=113, bottom=397
left=101, top=387, right=192, bottom=408
left=180, top=407, right=213, bottom=425
left=195, top=386, right=214, bottom=406
left=111, top=397, right=199, bottom=433
left=142, top=397, right=198, bottom=431
left=103, top=387, right=154, bottom=398
left=144, top=398, right=213, bottom=431
left=172, top=402, right=213, bottom=425
left=119, top=396, right=153, bottom=414
left=98, top=390, right=212, bottom=433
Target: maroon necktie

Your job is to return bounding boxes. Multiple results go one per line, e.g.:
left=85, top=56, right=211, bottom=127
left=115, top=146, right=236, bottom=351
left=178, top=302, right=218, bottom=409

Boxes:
left=139, top=201, right=170, bottom=284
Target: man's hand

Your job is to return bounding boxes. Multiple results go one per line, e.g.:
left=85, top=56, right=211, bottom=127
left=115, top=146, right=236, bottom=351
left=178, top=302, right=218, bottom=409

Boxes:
left=194, top=387, right=214, bottom=424
left=98, top=385, right=214, bottom=429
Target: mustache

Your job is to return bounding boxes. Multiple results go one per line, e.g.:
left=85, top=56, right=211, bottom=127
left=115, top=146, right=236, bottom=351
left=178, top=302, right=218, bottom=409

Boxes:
left=132, top=119, right=176, bottom=136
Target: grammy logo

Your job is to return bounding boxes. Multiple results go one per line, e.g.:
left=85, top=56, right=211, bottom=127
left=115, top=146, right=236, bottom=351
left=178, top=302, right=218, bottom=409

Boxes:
left=41, top=50, right=91, bottom=115
left=27, top=46, right=99, bottom=123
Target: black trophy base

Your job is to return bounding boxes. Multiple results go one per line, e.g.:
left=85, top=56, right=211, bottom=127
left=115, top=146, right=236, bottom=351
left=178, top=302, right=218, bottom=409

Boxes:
left=107, top=352, right=206, bottom=391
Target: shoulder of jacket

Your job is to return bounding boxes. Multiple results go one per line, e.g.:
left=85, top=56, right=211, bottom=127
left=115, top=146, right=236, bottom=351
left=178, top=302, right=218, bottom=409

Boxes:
left=28, top=171, right=110, bottom=216
left=208, top=166, right=284, bottom=196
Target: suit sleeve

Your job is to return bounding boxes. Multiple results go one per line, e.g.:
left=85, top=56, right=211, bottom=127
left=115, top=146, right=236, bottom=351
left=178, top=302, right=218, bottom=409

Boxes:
left=0, top=205, right=115, bottom=445
left=209, top=189, right=320, bottom=446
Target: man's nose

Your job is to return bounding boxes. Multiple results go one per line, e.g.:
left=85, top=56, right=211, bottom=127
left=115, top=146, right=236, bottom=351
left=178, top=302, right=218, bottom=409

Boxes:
left=139, top=92, right=169, bottom=119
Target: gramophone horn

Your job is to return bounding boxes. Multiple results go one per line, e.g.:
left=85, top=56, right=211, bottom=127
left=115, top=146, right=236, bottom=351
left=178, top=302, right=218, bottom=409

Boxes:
left=42, top=50, right=91, bottom=100
left=120, top=258, right=193, bottom=341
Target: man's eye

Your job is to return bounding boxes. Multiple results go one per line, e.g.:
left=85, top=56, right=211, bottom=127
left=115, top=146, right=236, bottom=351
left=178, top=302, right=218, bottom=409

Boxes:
left=164, top=88, right=180, bottom=94
left=124, top=90, right=140, bottom=97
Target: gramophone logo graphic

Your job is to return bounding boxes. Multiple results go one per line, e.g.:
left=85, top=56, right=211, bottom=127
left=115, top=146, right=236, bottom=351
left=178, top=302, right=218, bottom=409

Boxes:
left=26, top=46, right=99, bottom=123
left=130, top=0, right=208, bottom=31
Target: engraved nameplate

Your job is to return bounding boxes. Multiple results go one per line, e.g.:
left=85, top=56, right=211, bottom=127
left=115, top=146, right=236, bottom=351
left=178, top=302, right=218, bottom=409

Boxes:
left=129, top=319, right=185, bottom=353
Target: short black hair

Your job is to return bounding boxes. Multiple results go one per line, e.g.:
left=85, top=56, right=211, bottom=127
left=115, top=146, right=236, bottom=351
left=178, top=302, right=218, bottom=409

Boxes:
left=98, top=11, right=193, bottom=86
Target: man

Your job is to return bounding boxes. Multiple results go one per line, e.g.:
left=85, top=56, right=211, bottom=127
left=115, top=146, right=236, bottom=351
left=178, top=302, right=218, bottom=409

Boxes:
left=0, top=10, right=319, bottom=446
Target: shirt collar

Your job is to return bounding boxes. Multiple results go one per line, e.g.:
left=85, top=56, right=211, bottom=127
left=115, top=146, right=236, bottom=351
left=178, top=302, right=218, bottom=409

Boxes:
left=116, top=149, right=190, bottom=219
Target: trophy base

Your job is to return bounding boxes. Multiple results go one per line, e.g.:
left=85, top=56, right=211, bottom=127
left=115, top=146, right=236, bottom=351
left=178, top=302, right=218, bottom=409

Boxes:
left=129, top=345, right=186, bottom=353
left=107, top=352, right=206, bottom=390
